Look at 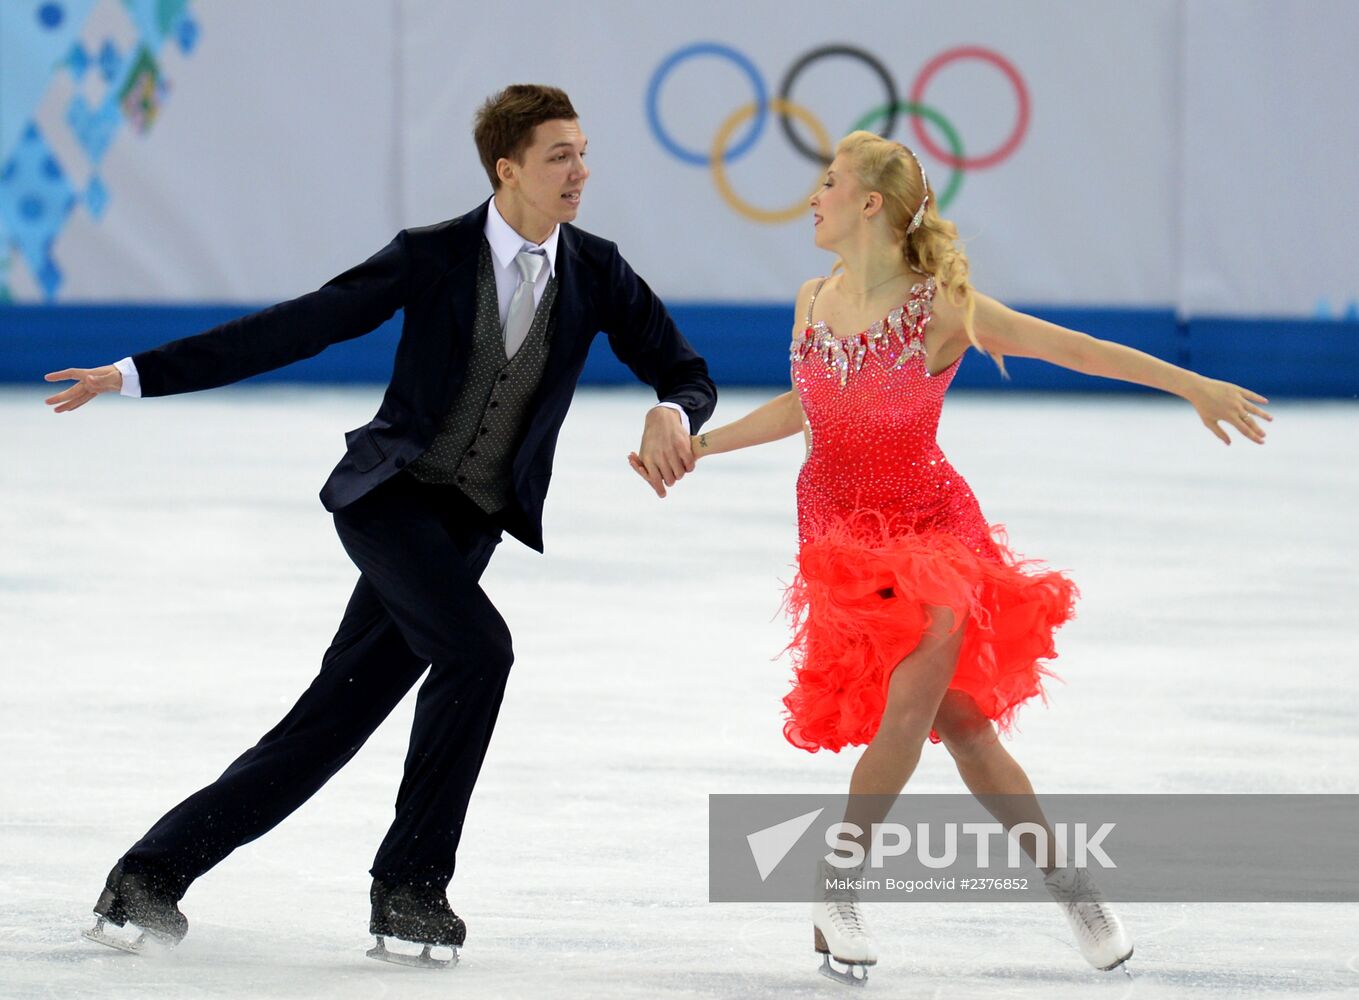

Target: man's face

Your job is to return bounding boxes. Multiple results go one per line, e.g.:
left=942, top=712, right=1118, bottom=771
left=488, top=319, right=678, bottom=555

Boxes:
left=500, top=118, right=589, bottom=228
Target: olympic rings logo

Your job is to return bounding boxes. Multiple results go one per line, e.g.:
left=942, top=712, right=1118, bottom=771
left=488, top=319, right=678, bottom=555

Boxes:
left=645, top=42, right=1030, bottom=224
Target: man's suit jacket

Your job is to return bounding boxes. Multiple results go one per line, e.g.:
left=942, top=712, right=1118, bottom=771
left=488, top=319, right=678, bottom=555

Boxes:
left=131, top=200, right=718, bottom=551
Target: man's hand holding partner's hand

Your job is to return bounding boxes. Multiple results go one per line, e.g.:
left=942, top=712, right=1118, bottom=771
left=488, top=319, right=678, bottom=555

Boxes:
left=44, top=366, right=123, bottom=413
left=627, top=405, right=695, bottom=498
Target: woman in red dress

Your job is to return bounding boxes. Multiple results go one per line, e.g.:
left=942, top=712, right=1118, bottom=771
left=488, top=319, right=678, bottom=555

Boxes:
left=632, top=130, right=1270, bottom=983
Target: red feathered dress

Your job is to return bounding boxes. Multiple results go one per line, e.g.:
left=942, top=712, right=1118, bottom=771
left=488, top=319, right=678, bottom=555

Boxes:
left=783, top=276, right=1078, bottom=752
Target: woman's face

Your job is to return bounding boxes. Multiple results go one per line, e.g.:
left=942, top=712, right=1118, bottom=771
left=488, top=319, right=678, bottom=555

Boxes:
left=809, top=154, right=865, bottom=249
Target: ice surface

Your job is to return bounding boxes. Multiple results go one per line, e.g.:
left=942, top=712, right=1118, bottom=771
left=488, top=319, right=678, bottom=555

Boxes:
left=1, top=385, right=1356, bottom=998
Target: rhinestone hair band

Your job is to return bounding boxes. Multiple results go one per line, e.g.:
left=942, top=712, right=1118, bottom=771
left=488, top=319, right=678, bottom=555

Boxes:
left=902, top=146, right=929, bottom=235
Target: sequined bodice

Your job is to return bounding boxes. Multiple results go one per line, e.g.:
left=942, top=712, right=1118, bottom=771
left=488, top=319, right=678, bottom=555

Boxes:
left=792, top=276, right=990, bottom=553
left=791, top=277, right=944, bottom=386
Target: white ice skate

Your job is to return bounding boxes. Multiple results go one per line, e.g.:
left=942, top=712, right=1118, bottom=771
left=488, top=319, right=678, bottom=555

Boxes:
left=1044, top=866, right=1134, bottom=971
left=812, top=859, right=877, bottom=986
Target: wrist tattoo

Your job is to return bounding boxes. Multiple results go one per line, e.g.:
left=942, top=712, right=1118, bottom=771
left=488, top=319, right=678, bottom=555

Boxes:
left=699, top=433, right=709, bottom=450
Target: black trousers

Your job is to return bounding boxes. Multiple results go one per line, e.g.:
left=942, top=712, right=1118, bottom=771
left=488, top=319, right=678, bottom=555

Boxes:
left=120, top=473, right=509, bottom=897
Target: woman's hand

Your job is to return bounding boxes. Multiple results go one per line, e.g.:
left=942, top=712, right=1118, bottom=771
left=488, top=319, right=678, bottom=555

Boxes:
left=1189, top=376, right=1272, bottom=445
left=625, top=432, right=712, bottom=494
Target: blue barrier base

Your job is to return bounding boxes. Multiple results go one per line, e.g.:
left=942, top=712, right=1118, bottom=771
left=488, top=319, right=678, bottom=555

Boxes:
left=2, top=303, right=1354, bottom=397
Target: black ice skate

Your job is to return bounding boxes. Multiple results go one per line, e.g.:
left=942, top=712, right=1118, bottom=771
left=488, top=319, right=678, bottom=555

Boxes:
left=83, top=862, right=188, bottom=954
left=366, top=878, right=465, bottom=968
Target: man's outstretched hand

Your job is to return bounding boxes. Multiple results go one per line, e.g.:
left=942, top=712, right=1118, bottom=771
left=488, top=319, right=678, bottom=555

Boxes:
left=44, top=366, right=123, bottom=413
left=627, top=405, right=694, bottom=498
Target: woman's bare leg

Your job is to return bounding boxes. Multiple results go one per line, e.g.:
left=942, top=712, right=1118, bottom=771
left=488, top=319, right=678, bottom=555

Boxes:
left=814, top=607, right=966, bottom=974
left=840, top=607, right=965, bottom=847
left=932, top=690, right=1057, bottom=870
left=933, top=692, right=1135, bottom=968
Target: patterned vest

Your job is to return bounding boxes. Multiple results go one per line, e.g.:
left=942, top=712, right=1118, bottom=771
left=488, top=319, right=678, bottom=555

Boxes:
left=407, top=240, right=557, bottom=513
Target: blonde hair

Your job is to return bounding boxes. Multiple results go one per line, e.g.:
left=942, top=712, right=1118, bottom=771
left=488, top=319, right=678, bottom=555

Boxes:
left=835, top=130, right=1002, bottom=372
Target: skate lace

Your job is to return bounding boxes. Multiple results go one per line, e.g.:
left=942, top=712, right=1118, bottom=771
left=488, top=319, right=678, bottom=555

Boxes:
left=1066, top=872, right=1114, bottom=940
left=822, top=881, right=869, bottom=937
left=832, top=898, right=867, bottom=935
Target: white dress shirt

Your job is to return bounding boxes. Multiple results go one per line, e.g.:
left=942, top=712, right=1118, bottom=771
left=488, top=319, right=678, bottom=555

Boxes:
left=483, top=196, right=688, bottom=432
left=484, top=194, right=558, bottom=324
left=113, top=199, right=689, bottom=433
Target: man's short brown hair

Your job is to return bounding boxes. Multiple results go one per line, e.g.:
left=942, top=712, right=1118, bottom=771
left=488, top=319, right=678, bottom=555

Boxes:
left=473, top=85, right=578, bottom=189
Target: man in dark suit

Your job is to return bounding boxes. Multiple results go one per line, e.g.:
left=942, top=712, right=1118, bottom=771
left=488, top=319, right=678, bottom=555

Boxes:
left=44, top=84, right=716, bottom=964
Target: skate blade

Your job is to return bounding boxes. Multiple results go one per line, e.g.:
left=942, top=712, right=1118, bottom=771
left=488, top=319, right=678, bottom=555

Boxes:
left=366, top=936, right=457, bottom=969
left=1097, top=945, right=1134, bottom=974
left=818, top=952, right=871, bottom=987
left=82, top=917, right=148, bottom=955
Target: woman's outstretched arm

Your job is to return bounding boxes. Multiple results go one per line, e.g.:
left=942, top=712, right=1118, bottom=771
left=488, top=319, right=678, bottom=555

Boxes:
left=691, top=390, right=805, bottom=459
left=687, top=277, right=820, bottom=460
left=626, top=280, right=820, bottom=493
left=950, top=291, right=1272, bottom=446
left=627, top=389, right=803, bottom=490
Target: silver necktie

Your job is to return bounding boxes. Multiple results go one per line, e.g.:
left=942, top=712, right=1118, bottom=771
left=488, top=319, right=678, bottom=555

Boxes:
left=503, top=248, right=547, bottom=359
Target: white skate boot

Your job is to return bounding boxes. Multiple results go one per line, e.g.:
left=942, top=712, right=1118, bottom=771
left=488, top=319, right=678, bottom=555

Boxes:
left=812, top=859, right=877, bottom=986
left=1044, top=866, right=1134, bottom=971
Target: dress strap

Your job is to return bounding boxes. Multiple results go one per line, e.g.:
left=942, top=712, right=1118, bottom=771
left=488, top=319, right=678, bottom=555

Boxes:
left=806, top=276, right=829, bottom=327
